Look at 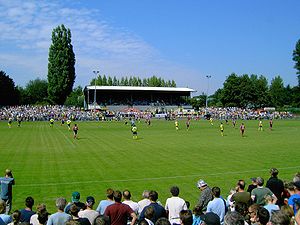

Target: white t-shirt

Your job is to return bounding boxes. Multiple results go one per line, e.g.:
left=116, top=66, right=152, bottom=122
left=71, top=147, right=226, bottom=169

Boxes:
left=123, top=200, right=139, bottom=214
left=165, top=196, right=187, bottom=224
left=78, top=209, right=100, bottom=225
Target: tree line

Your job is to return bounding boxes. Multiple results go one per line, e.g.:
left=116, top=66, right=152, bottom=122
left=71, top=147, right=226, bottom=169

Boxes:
left=191, top=73, right=300, bottom=109
left=90, top=75, right=176, bottom=88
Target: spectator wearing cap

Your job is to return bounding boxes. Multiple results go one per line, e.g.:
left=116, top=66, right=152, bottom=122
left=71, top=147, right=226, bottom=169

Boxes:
left=231, top=180, right=252, bottom=208
left=140, top=190, right=166, bottom=223
left=104, top=190, right=137, bottom=225
left=266, top=168, right=284, bottom=207
left=247, top=178, right=257, bottom=193
left=122, top=190, right=139, bottom=215
left=165, top=186, right=187, bottom=225
left=206, top=187, right=225, bottom=225
left=251, top=177, right=277, bottom=206
left=78, top=196, right=99, bottom=225
left=20, top=196, right=35, bottom=223
left=96, top=188, right=115, bottom=216
left=0, top=169, right=15, bottom=214
left=197, top=180, right=213, bottom=212
left=65, top=192, right=86, bottom=214
left=200, top=212, right=220, bottom=225
left=287, top=181, right=300, bottom=215
left=46, top=197, right=71, bottom=225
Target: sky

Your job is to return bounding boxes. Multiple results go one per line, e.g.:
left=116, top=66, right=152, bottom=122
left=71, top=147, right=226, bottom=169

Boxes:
left=1, top=0, right=300, bottom=96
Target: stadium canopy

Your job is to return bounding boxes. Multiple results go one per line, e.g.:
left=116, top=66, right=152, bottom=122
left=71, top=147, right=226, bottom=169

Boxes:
left=83, top=85, right=196, bottom=110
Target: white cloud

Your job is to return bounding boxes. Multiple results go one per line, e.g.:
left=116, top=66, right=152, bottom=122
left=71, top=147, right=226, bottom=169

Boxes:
left=0, top=0, right=204, bottom=92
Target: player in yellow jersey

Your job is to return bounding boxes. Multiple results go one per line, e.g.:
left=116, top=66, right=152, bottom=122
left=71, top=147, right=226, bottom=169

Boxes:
left=209, top=117, right=214, bottom=126
left=8, top=118, right=12, bottom=128
left=220, top=122, right=224, bottom=136
left=175, top=120, right=179, bottom=131
left=49, top=118, right=54, bottom=128
left=67, top=119, right=72, bottom=130
left=258, top=119, right=263, bottom=131
left=131, top=124, right=138, bottom=139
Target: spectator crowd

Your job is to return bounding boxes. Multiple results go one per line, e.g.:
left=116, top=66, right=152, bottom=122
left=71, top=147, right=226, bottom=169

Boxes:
left=0, top=106, right=293, bottom=123
left=1, top=168, right=300, bottom=225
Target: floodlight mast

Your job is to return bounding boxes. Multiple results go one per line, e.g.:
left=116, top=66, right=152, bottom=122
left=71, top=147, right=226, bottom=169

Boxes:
left=93, top=70, right=99, bottom=110
left=205, top=75, right=211, bottom=108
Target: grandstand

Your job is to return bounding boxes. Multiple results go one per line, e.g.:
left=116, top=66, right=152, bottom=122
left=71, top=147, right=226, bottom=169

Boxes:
left=83, top=86, right=196, bottom=112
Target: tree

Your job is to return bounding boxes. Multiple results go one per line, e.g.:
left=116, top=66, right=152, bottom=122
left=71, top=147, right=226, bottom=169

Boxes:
left=269, top=76, right=286, bottom=108
left=24, top=78, right=48, bottom=104
left=47, top=24, right=76, bottom=105
left=292, top=39, right=300, bottom=86
left=0, top=70, right=19, bottom=106
left=220, top=73, right=241, bottom=107
left=64, top=86, right=84, bottom=107
left=250, top=75, right=269, bottom=108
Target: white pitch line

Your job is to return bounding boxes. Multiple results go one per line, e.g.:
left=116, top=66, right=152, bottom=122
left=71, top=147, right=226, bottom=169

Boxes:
left=17, top=166, right=300, bottom=187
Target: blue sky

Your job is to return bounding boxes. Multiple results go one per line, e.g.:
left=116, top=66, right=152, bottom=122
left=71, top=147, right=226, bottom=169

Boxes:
left=1, top=0, right=300, bottom=95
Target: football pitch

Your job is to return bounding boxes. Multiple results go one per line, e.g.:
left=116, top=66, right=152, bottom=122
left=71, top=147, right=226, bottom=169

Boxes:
left=0, top=118, right=300, bottom=213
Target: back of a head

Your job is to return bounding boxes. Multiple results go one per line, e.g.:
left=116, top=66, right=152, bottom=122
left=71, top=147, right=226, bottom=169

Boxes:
left=12, top=210, right=21, bottom=224
left=193, top=204, right=203, bottom=217
left=170, top=186, right=179, bottom=197
left=37, top=210, right=49, bottom=225
left=142, top=190, right=150, bottom=199
left=235, top=202, right=248, bottom=217
left=70, top=203, right=80, bottom=216
left=56, top=197, right=67, bottom=211
left=36, top=203, right=47, bottom=214
left=25, top=196, right=34, bottom=208
left=106, top=188, right=114, bottom=200
left=5, top=169, right=12, bottom=177
left=113, top=190, right=122, bottom=202
left=155, top=217, right=171, bottom=225
left=256, top=177, right=264, bottom=186
left=257, top=207, right=270, bottom=225
left=94, top=215, right=110, bottom=225
left=293, top=172, right=300, bottom=183
left=0, top=200, right=6, bottom=214
left=270, top=210, right=290, bottom=225
left=149, top=190, right=158, bottom=202
left=212, top=187, right=221, bottom=198
left=179, top=210, right=193, bottom=225
left=224, top=211, right=244, bottom=225
left=123, top=190, right=131, bottom=200
left=237, top=180, right=245, bottom=190
left=270, top=168, right=279, bottom=177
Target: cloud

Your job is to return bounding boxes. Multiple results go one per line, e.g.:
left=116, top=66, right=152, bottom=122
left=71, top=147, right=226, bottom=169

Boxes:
left=0, top=0, right=204, bottom=92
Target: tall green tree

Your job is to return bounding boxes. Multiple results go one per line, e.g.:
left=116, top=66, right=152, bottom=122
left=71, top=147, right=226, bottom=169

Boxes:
left=47, top=24, right=75, bottom=105
left=0, top=70, right=19, bottom=106
left=293, top=39, right=300, bottom=86
left=269, top=76, right=286, bottom=108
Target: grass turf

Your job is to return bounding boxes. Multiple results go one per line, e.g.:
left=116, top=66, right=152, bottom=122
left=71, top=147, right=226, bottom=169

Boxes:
left=0, top=118, right=300, bottom=213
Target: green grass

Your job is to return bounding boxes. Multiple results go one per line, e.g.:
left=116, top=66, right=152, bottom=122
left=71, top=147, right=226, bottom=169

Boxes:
left=0, top=119, right=300, bottom=213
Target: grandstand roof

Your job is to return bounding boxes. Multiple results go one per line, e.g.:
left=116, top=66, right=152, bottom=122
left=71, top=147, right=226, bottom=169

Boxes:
left=84, top=85, right=196, bottom=92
